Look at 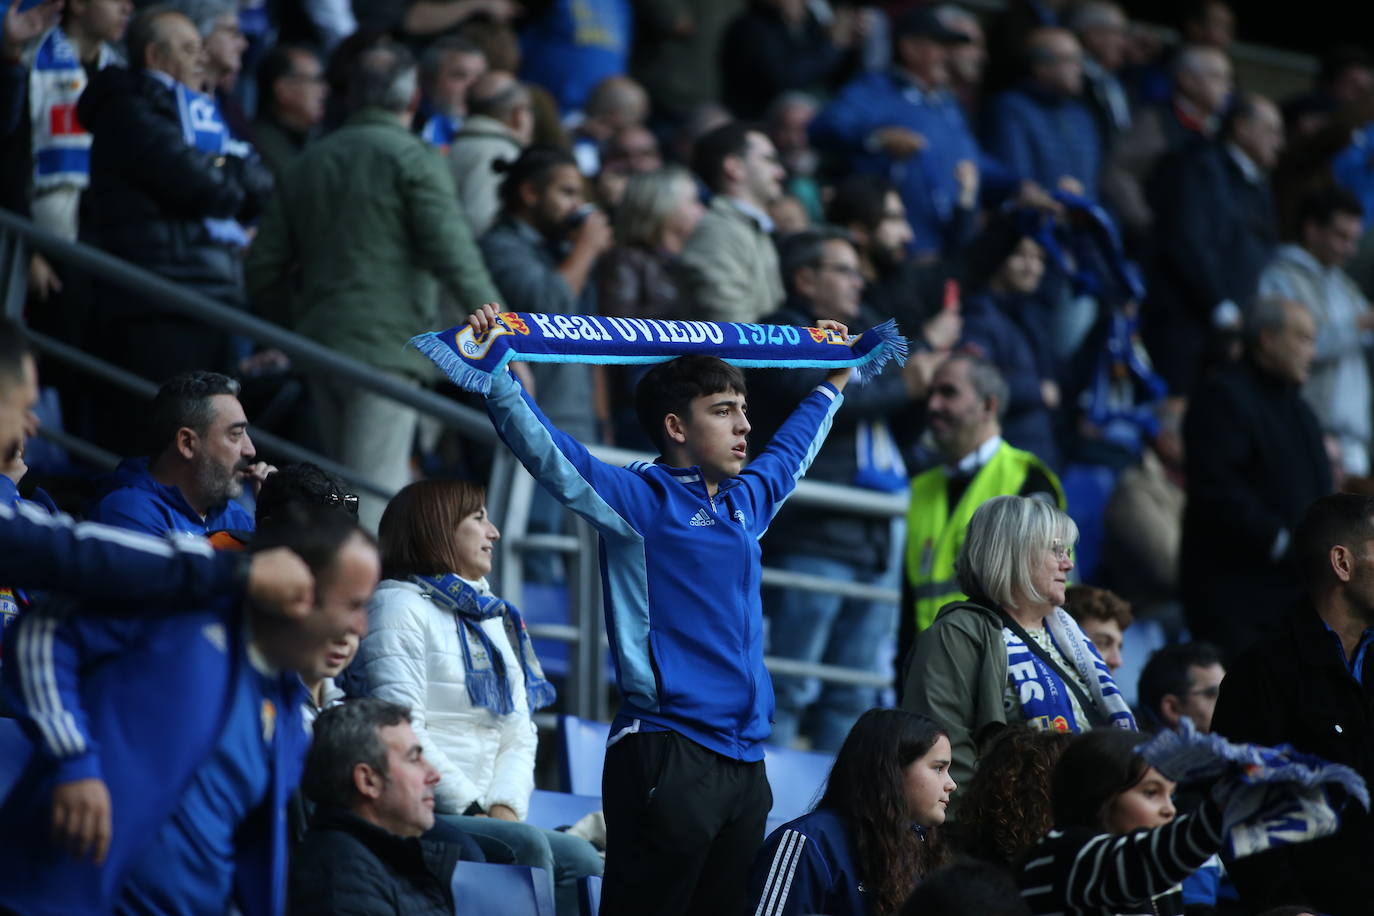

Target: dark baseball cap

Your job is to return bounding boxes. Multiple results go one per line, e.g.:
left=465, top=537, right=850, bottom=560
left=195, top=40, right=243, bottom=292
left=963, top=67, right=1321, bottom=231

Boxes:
left=893, top=7, right=973, bottom=44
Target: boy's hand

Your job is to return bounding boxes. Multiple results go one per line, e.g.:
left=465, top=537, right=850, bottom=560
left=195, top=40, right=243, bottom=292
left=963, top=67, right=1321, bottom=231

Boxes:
left=466, top=302, right=504, bottom=337
left=815, top=319, right=853, bottom=391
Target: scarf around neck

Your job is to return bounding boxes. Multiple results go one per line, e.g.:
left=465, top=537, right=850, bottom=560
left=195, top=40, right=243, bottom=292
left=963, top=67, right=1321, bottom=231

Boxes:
left=412, top=573, right=556, bottom=716
left=1002, top=606, right=1137, bottom=733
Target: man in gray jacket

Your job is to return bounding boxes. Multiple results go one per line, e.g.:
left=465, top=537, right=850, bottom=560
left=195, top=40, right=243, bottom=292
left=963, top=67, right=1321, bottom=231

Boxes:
left=448, top=70, right=532, bottom=237
left=679, top=120, right=787, bottom=323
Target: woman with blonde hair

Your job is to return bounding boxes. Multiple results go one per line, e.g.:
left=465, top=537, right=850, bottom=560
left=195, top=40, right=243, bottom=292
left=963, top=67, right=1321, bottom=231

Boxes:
left=358, top=479, right=601, bottom=916
left=900, top=495, right=1136, bottom=801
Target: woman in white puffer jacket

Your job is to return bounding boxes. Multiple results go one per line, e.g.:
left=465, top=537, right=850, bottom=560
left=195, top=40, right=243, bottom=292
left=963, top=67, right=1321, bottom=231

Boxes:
left=358, top=479, right=602, bottom=916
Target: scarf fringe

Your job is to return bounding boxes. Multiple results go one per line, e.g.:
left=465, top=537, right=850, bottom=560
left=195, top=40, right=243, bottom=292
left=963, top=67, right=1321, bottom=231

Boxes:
left=409, top=331, right=501, bottom=395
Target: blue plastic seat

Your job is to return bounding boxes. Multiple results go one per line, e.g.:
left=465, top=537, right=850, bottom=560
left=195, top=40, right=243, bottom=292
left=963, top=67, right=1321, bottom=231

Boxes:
left=558, top=715, right=610, bottom=796
left=450, top=862, right=555, bottom=916
left=763, top=744, right=833, bottom=827
left=525, top=789, right=602, bottom=831
left=578, top=875, right=602, bottom=916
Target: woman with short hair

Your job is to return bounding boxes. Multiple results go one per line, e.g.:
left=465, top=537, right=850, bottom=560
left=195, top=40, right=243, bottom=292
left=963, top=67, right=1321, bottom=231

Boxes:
left=357, top=479, right=602, bottom=916
left=900, top=495, right=1136, bottom=799
left=748, top=709, right=955, bottom=916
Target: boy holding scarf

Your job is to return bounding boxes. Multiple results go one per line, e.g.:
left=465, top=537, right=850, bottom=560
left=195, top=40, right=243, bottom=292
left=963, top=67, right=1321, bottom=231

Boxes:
left=464, top=303, right=852, bottom=916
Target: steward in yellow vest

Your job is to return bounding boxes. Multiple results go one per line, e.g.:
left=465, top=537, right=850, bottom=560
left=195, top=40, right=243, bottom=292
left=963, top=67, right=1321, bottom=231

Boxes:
left=898, top=354, right=1064, bottom=664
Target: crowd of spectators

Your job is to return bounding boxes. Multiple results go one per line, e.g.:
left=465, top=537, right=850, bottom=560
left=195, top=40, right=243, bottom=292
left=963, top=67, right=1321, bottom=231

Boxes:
left=4, top=0, right=1374, bottom=912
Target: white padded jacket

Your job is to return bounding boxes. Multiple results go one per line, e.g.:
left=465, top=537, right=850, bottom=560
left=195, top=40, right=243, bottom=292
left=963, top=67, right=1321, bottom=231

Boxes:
left=359, top=579, right=538, bottom=818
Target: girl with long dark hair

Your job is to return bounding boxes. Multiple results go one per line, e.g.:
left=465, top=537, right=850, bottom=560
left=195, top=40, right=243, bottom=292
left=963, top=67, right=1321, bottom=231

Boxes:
left=749, top=709, right=955, bottom=916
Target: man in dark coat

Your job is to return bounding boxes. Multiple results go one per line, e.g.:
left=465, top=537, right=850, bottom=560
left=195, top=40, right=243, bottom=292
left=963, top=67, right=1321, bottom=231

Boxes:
left=291, top=698, right=460, bottom=916
left=1143, top=91, right=1283, bottom=395
left=1181, top=296, right=1331, bottom=661
left=1211, top=492, right=1374, bottom=916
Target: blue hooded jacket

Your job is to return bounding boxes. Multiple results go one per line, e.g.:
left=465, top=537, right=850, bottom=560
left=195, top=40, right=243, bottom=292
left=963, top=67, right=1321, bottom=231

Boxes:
left=86, top=456, right=255, bottom=537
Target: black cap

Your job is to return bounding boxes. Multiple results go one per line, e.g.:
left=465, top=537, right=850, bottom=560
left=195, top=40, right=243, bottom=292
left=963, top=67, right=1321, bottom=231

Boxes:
left=893, top=7, right=972, bottom=45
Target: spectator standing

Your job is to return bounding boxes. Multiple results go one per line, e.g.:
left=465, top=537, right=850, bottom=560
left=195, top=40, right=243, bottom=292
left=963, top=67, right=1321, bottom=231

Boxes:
left=901, top=495, right=1134, bottom=804
left=1062, top=584, right=1132, bottom=674
left=359, top=481, right=602, bottom=916
left=678, top=121, right=786, bottom=323
left=464, top=302, right=853, bottom=915
left=479, top=146, right=611, bottom=443
left=901, top=354, right=1063, bottom=655
left=748, top=710, right=954, bottom=916
left=448, top=70, right=532, bottom=237
left=933, top=4, right=987, bottom=118
left=1211, top=492, right=1374, bottom=915
left=0, top=509, right=378, bottom=916
left=1144, top=91, right=1284, bottom=395
left=594, top=166, right=704, bottom=446
left=718, top=0, right=860, bottom=120
left=592, top=123, right=662, bottom=208
left=2, top=0, right=63, bottom=137
left=1102, top=45, right=1232, bottom=245
left=1181, top=297, right=1330, bottom=660
left=765, top=92, right=823, bottom=223
left=86, top=371, right=267, bottom=537
left=983, top=27, right=1101, bottom=199
left=1101, top=397, right=1187, bottom=632
left=413, top=36, right=486, bottom=151
left=811, top=8, right=1014, bottom=258
left=751, top=229, right=930, bottom=751
left=291, top=699, right=457, bottom=916
left=981, top=0, right=1071, bottom=96
left=630, top=0, right=740, bottom=127
left=569, top=74, right=649, bottom=177
left=1067, top=2, right=1132, bottom=156
left=251, top=43, right=327, bottom=180
left=77, top=7, right=272, bottom=403
left=519, top=0, right=631, bottom=114
left=960, top=217, right=1062, bottom=468
left=168, top=0, right=249, bottom=134
left=246, top=43, right=500, bottom=531
left=1259, top=187, right=1374, bottom=478
left=1137, top=641, right=1224, bottom=734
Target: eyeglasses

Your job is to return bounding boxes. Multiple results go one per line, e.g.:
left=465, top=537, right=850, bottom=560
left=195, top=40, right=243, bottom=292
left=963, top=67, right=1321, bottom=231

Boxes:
left=327, top=492, right=361, bottom=517
left=1050, top=539, right=1072, bottom=562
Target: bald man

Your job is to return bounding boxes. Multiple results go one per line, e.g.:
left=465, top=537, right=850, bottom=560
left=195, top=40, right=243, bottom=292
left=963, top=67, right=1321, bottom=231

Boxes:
left=448, top=70, right=532, bottom=235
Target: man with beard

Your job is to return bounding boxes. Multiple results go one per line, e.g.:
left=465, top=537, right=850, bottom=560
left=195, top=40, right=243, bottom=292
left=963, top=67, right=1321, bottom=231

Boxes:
left=1211, top=493, right=1374, bottom=915
left=899, top=353, right=1063, bottom=665
left=87, top=370, right=273, bottom=537
left=825, top=173, right=963, bottom=354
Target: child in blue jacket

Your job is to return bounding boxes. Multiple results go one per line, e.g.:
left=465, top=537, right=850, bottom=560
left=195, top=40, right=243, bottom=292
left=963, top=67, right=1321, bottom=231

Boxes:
left=467, top=303, right=852, bottom=915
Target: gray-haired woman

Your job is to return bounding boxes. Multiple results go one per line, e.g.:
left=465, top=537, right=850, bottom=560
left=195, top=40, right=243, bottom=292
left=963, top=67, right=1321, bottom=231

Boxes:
left=900, top=495, right=1136, bottom=805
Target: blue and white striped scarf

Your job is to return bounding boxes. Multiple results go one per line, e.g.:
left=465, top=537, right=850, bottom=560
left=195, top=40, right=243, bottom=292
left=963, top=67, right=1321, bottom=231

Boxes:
left=1003, top=607, right=1137, bottom=733
left=170, top=79, right=250, bottom=248
left=28, top=27, right=114, bottom=189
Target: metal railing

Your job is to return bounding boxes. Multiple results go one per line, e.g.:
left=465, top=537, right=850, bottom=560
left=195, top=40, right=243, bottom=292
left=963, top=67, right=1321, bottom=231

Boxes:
left=0, top=207, right=905, bottom=727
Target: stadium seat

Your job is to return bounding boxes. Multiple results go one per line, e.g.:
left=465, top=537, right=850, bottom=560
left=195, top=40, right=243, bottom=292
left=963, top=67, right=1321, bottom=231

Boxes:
left=450, top=862, right=555, bottom=916
left=578, top=875, right=602, bottom=916
left=762, top=744, right=833, bottom=829
left=0, top=717, right=32, bottom=803
left=526, top=788, right=602, bottom=831
left=558, top=714, right=609, bottom=795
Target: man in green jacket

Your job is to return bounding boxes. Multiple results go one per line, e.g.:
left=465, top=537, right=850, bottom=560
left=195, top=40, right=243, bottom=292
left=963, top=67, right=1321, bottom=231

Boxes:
left=246, top=42, right=499, bottom=530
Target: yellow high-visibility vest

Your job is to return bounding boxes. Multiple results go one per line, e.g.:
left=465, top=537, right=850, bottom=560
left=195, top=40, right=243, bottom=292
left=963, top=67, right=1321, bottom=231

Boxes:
left=905, top=442, right=1065, bottom=633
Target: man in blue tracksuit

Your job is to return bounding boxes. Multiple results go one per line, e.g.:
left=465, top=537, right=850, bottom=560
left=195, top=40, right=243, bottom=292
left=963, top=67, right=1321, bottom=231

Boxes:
left=467, top=304, right=851, bottom=915
left=0, top=508, right=379, bottom=916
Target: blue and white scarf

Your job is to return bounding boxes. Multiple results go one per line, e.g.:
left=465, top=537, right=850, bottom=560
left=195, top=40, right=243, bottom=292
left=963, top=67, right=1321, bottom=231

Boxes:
left=1139, top=719, right=1370, bottom=859
left=412, top=573, right=556, bottom=716
left=170, top=79, right=250, bottom=247
left=411, top=313, right=909, bottom=395
left=1002, top=607, right=1136, bottom=733
left=29, top=27, right=114, bottom=188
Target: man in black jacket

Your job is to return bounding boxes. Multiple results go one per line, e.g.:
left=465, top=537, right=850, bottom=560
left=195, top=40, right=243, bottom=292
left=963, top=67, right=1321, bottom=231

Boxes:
left=1180, top=296, right=1330, bottom=661
left=291, top=698, right=459, bottom=916
left=1143, top=91, right=1283, bottom=396
left=748, top=227, right=932, bottom=751
left=75, top=5, right=272, bottom=449
left=1211, top=492, right=1374, bottom=916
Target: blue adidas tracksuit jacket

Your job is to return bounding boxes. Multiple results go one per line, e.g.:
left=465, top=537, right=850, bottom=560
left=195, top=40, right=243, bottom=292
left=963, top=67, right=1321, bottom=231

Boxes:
left=86, top=456, right=255, bottom=537
left=484, top=369, right=841, bottom=761
left=0, top=597, right=309, bottom=916
left=749, top=808, right=870, bottom=916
